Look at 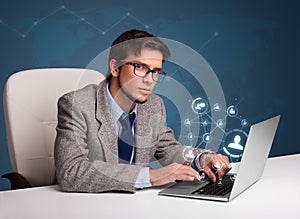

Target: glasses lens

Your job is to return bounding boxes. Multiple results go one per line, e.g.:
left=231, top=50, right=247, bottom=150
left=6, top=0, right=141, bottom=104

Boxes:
left=134, top=64, right=148, bottom=77
left=132, top=63, right=166, bottom=82
left=155, top=73, right=165, bottom=82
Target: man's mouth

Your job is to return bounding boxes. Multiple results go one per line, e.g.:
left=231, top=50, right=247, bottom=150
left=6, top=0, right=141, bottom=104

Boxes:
left=138, top=87, right=151, bottom=95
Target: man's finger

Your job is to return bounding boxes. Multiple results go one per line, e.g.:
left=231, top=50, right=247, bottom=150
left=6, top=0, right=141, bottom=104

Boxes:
left=204, top=166, right=217, bottom=183
left=216, top=169, right=225, bottom=180
left=216, top=162, right=232, bottom=180
left=178, top=165, right=200, bottom=180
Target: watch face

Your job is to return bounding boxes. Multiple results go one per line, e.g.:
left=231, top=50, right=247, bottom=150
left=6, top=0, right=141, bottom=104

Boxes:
left=182, top=147, right=195, bottom=163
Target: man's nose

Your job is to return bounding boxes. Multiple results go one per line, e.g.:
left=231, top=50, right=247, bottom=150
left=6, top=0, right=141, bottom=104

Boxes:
left=143, top=72, right=154, bottom=83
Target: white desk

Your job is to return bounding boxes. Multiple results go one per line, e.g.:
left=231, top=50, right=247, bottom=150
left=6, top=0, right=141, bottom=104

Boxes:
left=0, top=154, right=299, bottom=219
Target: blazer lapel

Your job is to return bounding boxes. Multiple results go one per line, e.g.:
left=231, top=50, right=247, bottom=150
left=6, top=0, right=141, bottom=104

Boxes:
left=95, top=80, right=119, bottom=164
left=94, top=81, right=156, bottom=166
left=134, top=101, right=152, bottom=165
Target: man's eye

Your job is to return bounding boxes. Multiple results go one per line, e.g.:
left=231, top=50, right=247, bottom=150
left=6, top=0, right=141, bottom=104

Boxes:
left=135, top=63, right=146, bottom=70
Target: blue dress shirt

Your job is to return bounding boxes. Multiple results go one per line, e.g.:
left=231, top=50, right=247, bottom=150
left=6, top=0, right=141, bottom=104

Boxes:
left=106, top=83, right=151, bottom=189
left=106, top=83, right=204, bottom=188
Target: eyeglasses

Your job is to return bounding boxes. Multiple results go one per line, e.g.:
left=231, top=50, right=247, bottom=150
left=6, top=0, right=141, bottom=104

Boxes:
left=120, top=61, right=166, bottom=82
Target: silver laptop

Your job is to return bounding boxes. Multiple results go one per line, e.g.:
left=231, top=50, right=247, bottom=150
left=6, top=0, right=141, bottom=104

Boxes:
left=158, top=115, right=280, bottom=202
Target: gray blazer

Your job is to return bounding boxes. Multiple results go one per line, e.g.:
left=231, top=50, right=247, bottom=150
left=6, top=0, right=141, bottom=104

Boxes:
left=54, top=79, right=203, bottom=193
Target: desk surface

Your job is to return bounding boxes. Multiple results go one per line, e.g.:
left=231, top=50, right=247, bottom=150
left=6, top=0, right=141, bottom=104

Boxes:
left=0, top=154, right=299, bottom=219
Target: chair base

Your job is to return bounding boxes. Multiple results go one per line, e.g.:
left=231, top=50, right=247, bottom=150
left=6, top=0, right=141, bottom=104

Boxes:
left=2, top=172, right=32, bottom=190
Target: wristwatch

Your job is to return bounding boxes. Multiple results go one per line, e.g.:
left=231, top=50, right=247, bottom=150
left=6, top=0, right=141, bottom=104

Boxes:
left=192, top=151, right=215, bottom=171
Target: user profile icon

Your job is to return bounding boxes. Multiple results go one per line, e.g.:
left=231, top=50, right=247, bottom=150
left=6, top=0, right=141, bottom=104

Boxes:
left=202, top=133, right=212, bottom=143
left=202, top=119, right=209, bottom=126
left=184, top=118, right=192, bottom=127
left=226, top=105, right=238, bottom=117
left=222, top=129, right=248, bottom=160
left=217, top=119, right=224, bottom=127
left=228, top=135, right=244, bottom=150
left=192, top=97, right=208, bottom=115
left=213, top=103, right=221, bottom=112
left=241, top=119, right=249, bottom=127
left=187, top=132, right=194, bottom=140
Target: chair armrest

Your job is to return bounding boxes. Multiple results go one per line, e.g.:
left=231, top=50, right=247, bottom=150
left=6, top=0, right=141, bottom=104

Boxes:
left=1, top=172, right=32, bottom=190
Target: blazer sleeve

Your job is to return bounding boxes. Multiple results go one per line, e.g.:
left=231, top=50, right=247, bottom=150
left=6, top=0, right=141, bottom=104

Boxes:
left=54, top=92, right=142, bottom=193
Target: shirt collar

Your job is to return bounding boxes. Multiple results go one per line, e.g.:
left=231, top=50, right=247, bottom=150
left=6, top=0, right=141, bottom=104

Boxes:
left=106, top=82, right=137, bottom=123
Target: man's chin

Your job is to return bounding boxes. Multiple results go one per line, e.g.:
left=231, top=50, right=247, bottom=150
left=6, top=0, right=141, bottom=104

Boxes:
left=135, top=98, right=148, bottom=104
left=127, top=92, right=150, bottom=104
left=133, top=94, right=150, bottom=104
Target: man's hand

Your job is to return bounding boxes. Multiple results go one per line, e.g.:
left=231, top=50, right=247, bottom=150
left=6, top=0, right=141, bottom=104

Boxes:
left=200, top=153, right=231, bottom=183
left=149, top=163, right=200, bottom=186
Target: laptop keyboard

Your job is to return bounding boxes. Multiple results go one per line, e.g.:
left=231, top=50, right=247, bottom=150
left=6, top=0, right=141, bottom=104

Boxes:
left=192, top=174, right=235, bottom=196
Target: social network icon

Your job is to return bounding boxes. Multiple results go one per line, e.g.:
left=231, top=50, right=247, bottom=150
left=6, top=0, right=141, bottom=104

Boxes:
left=195, top=102, right=205, bottom=110
left=229, top=108, right=235, bottom=114
left=228, top=135, right=244, bottom=150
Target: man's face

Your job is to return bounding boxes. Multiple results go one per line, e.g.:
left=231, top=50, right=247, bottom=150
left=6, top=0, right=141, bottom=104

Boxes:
left=117, top=48, right=163, bottom=103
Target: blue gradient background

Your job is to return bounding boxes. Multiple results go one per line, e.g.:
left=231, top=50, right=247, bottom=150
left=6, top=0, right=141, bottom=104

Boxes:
left=0, top=0, right=299, bottom=190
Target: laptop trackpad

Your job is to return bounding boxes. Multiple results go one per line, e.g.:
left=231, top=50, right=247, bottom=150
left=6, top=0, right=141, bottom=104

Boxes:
left=160, top=180, right=209, bottom=195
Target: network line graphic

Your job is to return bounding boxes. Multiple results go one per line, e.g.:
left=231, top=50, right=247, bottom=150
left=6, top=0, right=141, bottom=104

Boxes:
left=0, top=4, right=250, bottom=162
left=168, top=31, right=219, bottom=78
left=0, top=5, right=149, bottom=38
left=181, top=97, right=249, bottom=162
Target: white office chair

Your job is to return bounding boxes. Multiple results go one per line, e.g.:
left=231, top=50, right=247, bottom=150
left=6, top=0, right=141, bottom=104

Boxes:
left=2, top=68, right=105, bottom=189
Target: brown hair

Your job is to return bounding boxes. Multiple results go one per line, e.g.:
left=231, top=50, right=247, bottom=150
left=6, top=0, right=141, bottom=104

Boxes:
left=108, top=29, right=170, bottom=64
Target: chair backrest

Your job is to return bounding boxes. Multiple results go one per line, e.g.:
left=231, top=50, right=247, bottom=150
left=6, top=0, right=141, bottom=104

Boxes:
left=3, top=68, right=105, bottom=186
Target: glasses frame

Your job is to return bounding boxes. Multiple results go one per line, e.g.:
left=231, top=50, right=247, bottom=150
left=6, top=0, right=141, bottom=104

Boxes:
left=119, top=61, right=167, bottom=82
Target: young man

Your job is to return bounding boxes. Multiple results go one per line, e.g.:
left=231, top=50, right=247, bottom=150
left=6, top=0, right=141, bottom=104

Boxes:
left=54, top=29, right=231, bottom=193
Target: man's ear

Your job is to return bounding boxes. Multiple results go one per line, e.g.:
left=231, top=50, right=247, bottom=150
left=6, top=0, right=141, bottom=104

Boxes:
left=109, top=59, right=120, bottom=77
